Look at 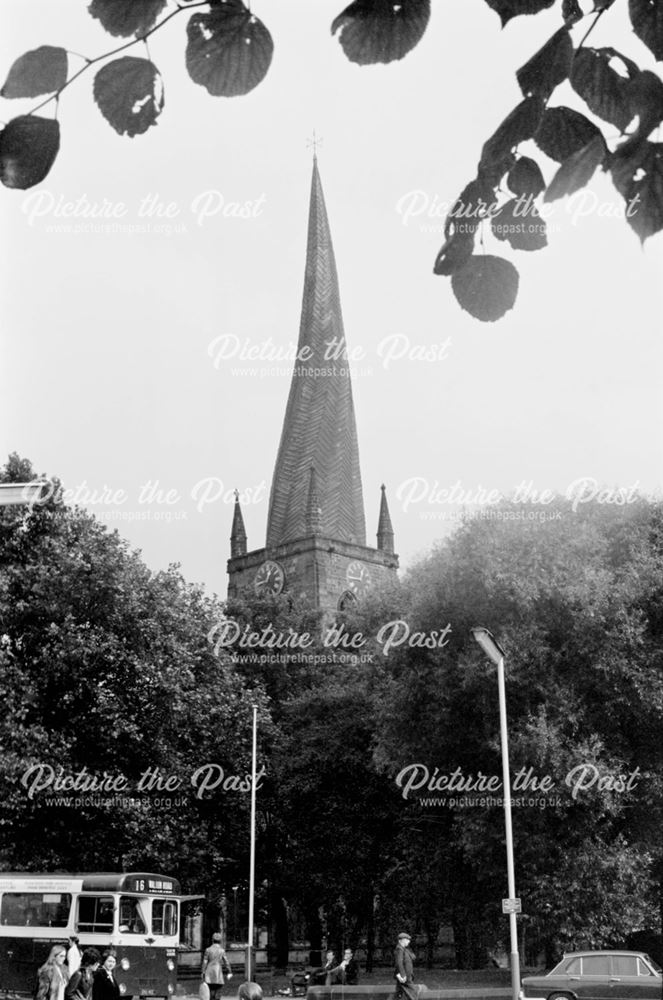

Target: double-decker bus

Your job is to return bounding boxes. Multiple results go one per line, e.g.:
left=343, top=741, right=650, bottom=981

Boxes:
left=0, top=872, right=204, bottom=998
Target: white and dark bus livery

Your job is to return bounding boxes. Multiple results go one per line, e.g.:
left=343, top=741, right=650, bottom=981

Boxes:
left=0, top=872, right=203, bottom=998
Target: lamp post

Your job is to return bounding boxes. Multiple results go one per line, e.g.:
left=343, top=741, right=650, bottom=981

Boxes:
left=232, top=885, right=239, bottom=942
left=470, top=627, right=520, bottom=1000
left=247, top=704, right=258, bottom=981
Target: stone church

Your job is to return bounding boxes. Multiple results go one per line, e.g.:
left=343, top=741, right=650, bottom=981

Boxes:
left=227, top=156, right=398, bottom=618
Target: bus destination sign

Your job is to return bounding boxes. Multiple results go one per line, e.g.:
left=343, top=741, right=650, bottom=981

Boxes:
left=125, top=877, right=175, bottom=894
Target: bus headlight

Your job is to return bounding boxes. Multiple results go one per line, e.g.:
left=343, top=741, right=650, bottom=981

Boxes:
left=167, top=959, right=175, bottom=971
left=120, top=958, right=130, bottom=971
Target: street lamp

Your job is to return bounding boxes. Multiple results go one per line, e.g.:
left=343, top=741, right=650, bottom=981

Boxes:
left=470, top=626, right=521, bottom=1000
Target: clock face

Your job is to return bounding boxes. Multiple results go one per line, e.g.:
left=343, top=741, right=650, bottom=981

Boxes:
left=254, top=560, right=285, bottom=597
left=346, top=560, right=371, bottom=597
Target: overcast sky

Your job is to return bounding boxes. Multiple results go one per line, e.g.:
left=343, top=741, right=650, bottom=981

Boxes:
left=1, top=0, right=662, bottom=599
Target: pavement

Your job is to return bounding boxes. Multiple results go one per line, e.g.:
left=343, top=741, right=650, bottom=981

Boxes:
left=177, top=988, right=513, bottom=1000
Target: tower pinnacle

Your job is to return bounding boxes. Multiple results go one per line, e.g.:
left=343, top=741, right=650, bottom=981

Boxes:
left=377, top=484, right=395, bottom=555
left=230, top=490, right=247, bottom=558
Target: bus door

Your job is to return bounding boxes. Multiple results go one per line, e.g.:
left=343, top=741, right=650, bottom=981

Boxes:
left=177, top=895, right=205, bottom=973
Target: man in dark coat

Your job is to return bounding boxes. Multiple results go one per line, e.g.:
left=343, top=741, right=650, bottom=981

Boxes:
left=394, top=932, right=417, bottom=1000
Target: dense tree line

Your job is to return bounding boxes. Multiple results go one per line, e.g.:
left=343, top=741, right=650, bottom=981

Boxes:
left=1, top=456, right=661, bottom=968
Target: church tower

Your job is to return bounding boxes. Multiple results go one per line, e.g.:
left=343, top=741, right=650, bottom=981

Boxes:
left=227, top=157, right=398, bottom=617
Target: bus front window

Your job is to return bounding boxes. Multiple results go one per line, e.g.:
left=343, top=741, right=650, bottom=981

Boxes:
left=119, top=896, right=147, bottom=934
left=152, top=899, right=177, bottom=936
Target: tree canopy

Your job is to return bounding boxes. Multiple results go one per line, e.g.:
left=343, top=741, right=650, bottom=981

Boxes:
left=2, top=455, right=662, bottom=966
left=0, top=453, right=271, bottom=893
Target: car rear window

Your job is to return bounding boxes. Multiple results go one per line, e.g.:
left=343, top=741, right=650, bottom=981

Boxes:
left=582, top=956, right=610, bottom=975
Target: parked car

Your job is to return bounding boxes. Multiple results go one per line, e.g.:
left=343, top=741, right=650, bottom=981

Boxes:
left=519, top=950, right=662, bottom=1000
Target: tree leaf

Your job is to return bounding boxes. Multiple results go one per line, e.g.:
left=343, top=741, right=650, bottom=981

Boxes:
left=544, top=134, right=607, bottom=202
left=451, top=255, right=519, bottom=322
left=535, top=106, right=604, bottom=162
left=93, top=57, right=164, bottom=137
left=480, top=96, right=545, bottom=175
left=629, top=0, right=663, bottom=62
left=624, top=69, right=663, bottom=146
left=562, top=0, right=583, bottom=25
left=483, top=0, right=555, bottom=27
left=433, top=230, right=475, bottom=276
left=331, top=0, right=430, bottom=65
left=1, top=46, right=68, bottom=99
left=517, top=27, right=574, bottom=99
left=570, top=47, right=638, bottom=131
left=490, top=198, right=548, bottom=251
left=88, top=0, right=168, bottom=39
left=507, top=156, right=546, bottom=197
left=610, top=141, right=663, bottom=242
left=186, top=1, right=273, bottom=97
left=444, top=177, right=496, bottom=240
left=0, top=115, right=60, bottom=189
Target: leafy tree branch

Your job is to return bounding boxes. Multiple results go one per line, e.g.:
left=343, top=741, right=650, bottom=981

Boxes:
left=1, top=0, right=662, bottom=321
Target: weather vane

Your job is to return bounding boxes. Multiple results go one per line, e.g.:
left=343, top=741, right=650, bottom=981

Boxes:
left=306, top=130, right=323, bottom=158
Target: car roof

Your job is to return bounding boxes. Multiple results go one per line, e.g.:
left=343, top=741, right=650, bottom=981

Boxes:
left=562, top=951, right=649, bottom=958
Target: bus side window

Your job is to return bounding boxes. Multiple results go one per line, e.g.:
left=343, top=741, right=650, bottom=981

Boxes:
left=0, top=893, right=71, bottom=927
left=152, top=900, right=177, bottom=936
left=77, top=896, right=114, bottom=933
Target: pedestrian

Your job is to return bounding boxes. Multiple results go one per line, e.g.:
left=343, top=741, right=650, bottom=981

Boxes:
left=65, top=948, right=101, bottom=1000
left=35, top=945, right=69, bottom=1000
left=310, top=950, right=335, bottom=986
left=67, top=937, right=82, bottom=976
left=328, top=948, right=359, bottom=986
left=201, top=932, right=233, bottom=1000
left=92, top=952, right=120, bottom=1000
left=394, top=932, right=417, bottom=1000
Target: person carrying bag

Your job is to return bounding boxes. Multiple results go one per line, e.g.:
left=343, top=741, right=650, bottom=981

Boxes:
left=201, top=933, right=233, bottom=1000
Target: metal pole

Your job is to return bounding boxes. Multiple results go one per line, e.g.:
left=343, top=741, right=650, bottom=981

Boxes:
left=247, top=705, right=258, bottom=981
left=497, top=656, right=520, bottom=1000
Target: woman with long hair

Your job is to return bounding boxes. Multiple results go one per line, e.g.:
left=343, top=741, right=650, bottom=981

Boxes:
left=35, top=944, right=69, bottom=1000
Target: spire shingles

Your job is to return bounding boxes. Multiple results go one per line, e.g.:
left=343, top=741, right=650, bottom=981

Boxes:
left=266, top=159, right=366, bottom=547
